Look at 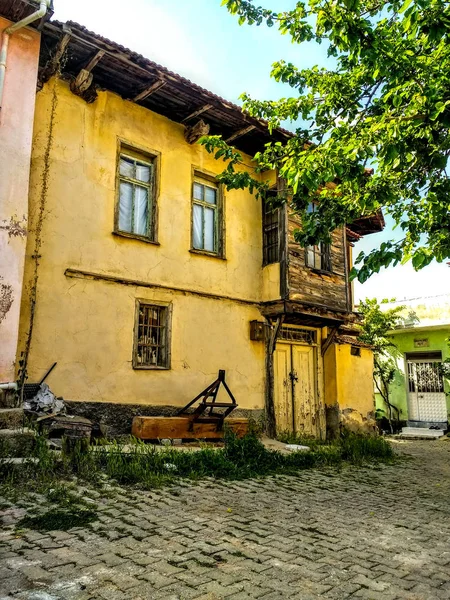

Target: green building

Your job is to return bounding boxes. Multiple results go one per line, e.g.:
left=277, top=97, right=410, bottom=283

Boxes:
left=375, top=294, right=450, bottom=436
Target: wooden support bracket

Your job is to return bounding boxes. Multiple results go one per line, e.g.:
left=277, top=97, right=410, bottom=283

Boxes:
left=184, top=119, right=210, bottom=144
left=39, top=32, right=71, bottom=84
left=226, top=125, right=256, bottom=143
left=84, top=50, right=105, bottom=72
left=69, top=49, right=105, bottom=103
left=269, top=315, right=284, bottom=354
left=321, top=326, right=339, bottom=356
left=182, top=103, right=213, bottom=123
left=133, top=79, right=166, bottom=102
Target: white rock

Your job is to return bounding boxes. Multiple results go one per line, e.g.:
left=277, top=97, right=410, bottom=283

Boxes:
left=285, top=444, right=310, bottom=452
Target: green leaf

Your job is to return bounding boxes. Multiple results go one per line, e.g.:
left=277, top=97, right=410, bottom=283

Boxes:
left=399, top=0, right=414, bottom=13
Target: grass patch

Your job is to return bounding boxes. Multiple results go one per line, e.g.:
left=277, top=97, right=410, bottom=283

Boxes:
left=18, top=508, right=97, bottom=532
left=277, top=430, right=394, bottom=464
left=1, top=428, right=395, bottom=532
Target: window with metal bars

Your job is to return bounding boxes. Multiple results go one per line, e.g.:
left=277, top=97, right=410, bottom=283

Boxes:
left=116, top=147, right=156, bottom=240
left=133, top=302, right=171, bottom=369
left=262, top=197, right=280, bottom=265
left=278, top=327, right=316, bottom=344
left=304, top=202, right=332, bottom=272
left=407, top=360, right=444, bottom=393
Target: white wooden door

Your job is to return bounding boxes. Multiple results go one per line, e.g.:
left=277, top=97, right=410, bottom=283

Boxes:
left=407, top=359, right=447, bottom=423
left=274, top=342, right=322, bottom=436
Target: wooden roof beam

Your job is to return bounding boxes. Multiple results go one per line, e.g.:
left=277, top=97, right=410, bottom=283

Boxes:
left=133, top=80, right=166, bottom=103
left=226, top=125, right=256, bottom=143
left=182, top=103, right=213, bottom=123
left=84, top=49, right=105, bottom=72
left=39, top=31, right=71, bottom=84
left=69, top=49, right=104, bottom=103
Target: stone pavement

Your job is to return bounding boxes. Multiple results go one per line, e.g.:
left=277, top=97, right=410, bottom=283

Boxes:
left=1, top=439, right=450, bottom=600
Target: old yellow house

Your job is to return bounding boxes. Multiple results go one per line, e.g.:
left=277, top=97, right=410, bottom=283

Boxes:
left=12, top=19, right=383, bottom=438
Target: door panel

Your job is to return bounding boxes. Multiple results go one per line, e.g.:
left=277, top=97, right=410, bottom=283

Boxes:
left=274, top=344, right=293, bottom=434
left=274, top=342, right=322, bottom=436
left=292, top=345, right=317, bottom=436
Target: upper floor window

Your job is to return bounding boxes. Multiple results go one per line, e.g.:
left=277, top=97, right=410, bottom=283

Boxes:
left=116, top=146, right=157, bottom=241
left=191, top=173, right=223, bottom=256
left=263, top=196, right=280, bottom=265
left=305, top=202, right=332, bottom=272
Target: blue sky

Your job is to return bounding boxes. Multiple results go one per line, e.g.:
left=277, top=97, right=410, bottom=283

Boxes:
left=54, top=0, right=450, bottom=303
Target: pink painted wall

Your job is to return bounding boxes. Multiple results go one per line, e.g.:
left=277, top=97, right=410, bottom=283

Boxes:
left=0, top=16, right=41, bottom=382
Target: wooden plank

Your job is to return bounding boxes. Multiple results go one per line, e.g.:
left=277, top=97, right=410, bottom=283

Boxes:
left=84, top=49, right=105, bottom=72
left=132, top=416, right=249, bottom=440
left=226, top=125, right=256, bottom=143
left=181, top=103, right=213, bottom=123
left=133, top=80, right=166, bottom=102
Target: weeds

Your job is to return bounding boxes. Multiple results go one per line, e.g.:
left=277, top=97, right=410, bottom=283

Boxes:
left=0, top=429, right=394, bottom=532
left=18, top=508, right=97, bottom=532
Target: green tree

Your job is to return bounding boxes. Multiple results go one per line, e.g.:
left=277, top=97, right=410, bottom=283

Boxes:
left=358, top=298, right=408, bottom=431
left=202, top=0, right=450, bottom=281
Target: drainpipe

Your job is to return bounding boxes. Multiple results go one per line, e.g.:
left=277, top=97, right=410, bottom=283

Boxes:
left=0, top=0, right=50, bottom=112
left=0, top=382, right=18, bottom=390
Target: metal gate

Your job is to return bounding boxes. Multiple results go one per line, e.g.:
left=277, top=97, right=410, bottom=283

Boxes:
left=407, top=358, right=447, bottom=423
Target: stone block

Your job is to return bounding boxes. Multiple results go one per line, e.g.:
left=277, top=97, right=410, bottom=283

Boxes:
left=0, top=428, right=35, bottom=457
left=0, top=388, right=18, bottom=409
left=0, top=408, right=23, bottom=429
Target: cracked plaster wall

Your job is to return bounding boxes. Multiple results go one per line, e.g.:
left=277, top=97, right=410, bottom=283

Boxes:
left=0, top=17, right=40, bottom=382
left=17, top=79, right=271, bottom=408
left=324, top=343, right=376, bottom=437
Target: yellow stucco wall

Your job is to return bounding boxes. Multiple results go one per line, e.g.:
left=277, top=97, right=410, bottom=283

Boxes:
left=0, top=17, right=40, bottom=382
left=324, top=343, right=376, bottom=433
left=17, top=78, right=274, bottom=409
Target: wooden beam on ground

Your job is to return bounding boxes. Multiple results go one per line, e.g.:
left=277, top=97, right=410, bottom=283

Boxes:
left=226, top=125, right=256, bottom=143
left=133, top=79, right=166, bottom=102
left=131, top=416, right=249, bottom=440
left=182, top=103, right=213, bottom=123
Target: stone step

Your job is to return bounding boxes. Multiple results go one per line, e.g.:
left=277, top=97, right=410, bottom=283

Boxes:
left=400, top=427, right=446, bottom=439
left=0, top=428, right=35, bottom=457
left=0, top=408, right=23, bottom=429
left=0, top=387, right=18, bottom=409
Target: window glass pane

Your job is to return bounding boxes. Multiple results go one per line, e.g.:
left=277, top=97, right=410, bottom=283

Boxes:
left=120, top=156, right=134, bottom=178
left=204, top=207, right=215, bottom=251
left=314, top=246, right=321, bottom=269
left=193, top=183, right=204, bottom=201
left=118, top=182, right=133, bottom=232
left=134, top=186, right=148, bottom=236
left=136, top=162, right=151, bottom=183
left=306, top=246, right=315, bottom=267
left=204, top=185, right=217, bottom=205
left=193, top=204, right=203, bottom=249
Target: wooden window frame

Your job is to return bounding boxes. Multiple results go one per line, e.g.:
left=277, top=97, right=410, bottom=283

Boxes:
left=262, top=190, right=280, bottom=266
left=305, top=242, right=332, bottom=273
left=190, top=168, right=225, bottom=259
left=304, top=202, right=332, bottom=273
left=114, top=141, right=160, bottom=244
left=133, top=300, right=172, bottom=370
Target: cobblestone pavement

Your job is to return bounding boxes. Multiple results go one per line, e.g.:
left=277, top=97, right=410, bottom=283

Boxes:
left=1, top=439, right=450, bottom=600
